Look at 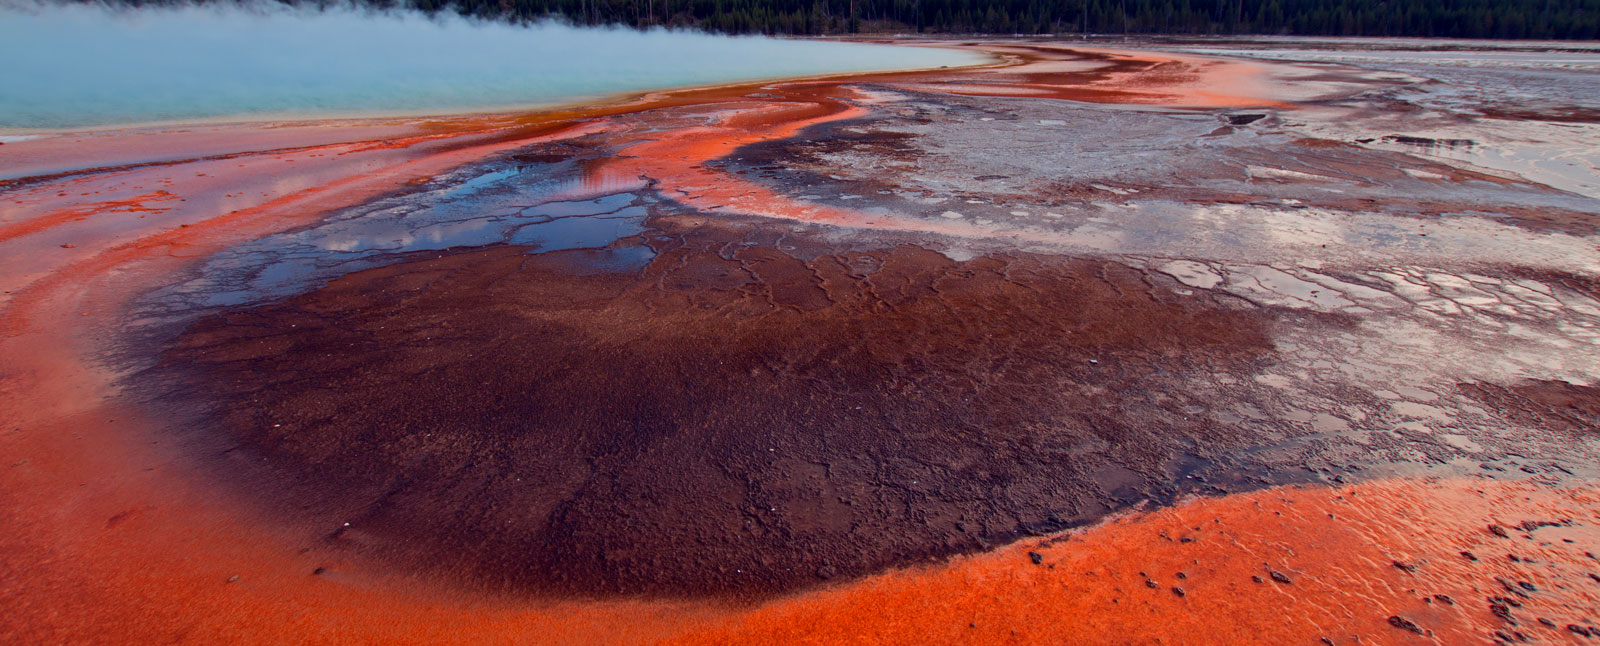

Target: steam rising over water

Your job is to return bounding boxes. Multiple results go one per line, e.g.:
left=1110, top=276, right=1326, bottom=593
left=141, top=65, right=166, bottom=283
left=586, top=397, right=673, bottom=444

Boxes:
left=0, top=2, right=983, bottom=129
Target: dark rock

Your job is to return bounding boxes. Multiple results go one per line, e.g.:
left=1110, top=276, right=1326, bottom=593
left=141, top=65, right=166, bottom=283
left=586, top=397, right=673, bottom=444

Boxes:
left=1384, top=134, right=1474, bottom=147
left=1387, top=616, right=1424, bottom=634
left=1497, top=577, right=1530, bottom=598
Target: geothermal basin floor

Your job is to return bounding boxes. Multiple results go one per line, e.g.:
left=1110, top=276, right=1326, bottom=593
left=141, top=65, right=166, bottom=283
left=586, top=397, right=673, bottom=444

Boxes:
left=2, top=39, right=1599, bottom=645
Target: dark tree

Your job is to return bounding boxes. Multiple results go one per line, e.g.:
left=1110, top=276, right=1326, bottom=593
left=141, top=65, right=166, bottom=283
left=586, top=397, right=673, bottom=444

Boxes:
left=69, top=0, right=1600, bottom=38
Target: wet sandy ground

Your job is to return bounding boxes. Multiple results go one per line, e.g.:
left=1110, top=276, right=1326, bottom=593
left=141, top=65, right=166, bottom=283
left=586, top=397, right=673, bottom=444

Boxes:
left=2, top=39, right=1598, bottom=644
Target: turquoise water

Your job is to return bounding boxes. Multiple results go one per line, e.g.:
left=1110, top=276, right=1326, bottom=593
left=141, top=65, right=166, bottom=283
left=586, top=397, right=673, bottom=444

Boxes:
left=0, top=3, right=983, bottom=130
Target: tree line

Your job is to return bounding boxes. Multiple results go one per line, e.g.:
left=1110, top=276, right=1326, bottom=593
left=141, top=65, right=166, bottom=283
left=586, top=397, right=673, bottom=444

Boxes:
left=88, top=0, right=1600, bottom=39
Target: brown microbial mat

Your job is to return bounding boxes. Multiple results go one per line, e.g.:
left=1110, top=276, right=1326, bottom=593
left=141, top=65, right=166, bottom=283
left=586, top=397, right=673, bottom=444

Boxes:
left=143, top=214, right=1290, bottom=597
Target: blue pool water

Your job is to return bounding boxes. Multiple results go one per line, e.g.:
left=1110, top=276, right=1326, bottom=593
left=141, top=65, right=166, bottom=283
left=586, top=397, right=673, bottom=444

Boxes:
left=0, top=3, right=983, bottom=130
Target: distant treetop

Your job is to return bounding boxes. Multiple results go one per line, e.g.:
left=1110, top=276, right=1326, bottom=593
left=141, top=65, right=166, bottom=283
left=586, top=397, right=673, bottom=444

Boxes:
left=74, top=0, right=1600, bottom=39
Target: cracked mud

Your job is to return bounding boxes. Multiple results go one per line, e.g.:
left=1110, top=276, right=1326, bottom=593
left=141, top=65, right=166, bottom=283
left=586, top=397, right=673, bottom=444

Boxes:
left=145, top=215, right=1291, bottom=596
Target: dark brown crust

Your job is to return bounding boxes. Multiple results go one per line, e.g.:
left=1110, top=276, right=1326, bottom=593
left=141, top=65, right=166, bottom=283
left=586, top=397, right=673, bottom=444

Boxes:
left=145, top=216, right=1283, bottom=598
left=1458, top=380, right=1600, bottom=436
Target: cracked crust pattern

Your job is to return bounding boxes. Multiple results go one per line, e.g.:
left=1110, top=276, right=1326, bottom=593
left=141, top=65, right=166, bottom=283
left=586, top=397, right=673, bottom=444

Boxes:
left=145, top=217, right=1282, bottom=597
